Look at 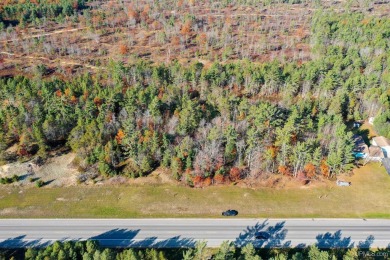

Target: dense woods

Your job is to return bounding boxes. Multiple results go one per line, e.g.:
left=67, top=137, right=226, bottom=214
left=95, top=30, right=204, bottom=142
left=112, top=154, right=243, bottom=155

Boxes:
left=0, top=0, right=389, bottom=185
left=1, top=1, right=389, bottom=257
left=0, top=0, right=86, bottom=29
left=1, top=240, right=388, bottom=260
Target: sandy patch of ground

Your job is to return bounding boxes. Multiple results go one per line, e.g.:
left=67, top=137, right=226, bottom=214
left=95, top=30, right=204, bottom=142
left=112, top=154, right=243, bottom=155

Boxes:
left=0, top=153, right=79, bottom=187
left=76, top=167, right=177, bottom=187
left=5, top=143, right=18, bottom=154
left=105, top=168, right=176, bottom=186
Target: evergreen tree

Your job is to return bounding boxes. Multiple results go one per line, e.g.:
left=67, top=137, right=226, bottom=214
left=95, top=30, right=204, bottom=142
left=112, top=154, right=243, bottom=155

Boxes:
left=214, top=241, right=235, bottom=260
left=308, top=245, right=329, bottom=260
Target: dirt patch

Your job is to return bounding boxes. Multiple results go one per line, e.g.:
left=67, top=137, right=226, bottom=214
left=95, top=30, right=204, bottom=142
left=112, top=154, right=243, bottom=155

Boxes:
left=0, top=153, right=79, bottom=187
left=5, top=144, right=18, bottom=154
left=107, top=176, right=129, bottom=185
left=77, top=167, right=176, bottom=186
left=126, top=168, right=176, bottom=185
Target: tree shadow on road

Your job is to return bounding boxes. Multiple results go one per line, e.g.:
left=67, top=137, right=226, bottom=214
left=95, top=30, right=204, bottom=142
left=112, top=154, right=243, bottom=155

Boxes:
left=90, top=229, right=140, bottom=247
left=316, top=230, right=376, bottom=259
left=0, top=235, right=51, bottom=248
left=154, top=235, right=196, bottom=248
left=0, top=228, right=196, bottom=250
left=89, top=228, right=196, bottom=248
left=357, top=235, right=375, bottom=249
left=234, top=219, right=291, bottom=248
left=316, top=230, right=354, bottom=249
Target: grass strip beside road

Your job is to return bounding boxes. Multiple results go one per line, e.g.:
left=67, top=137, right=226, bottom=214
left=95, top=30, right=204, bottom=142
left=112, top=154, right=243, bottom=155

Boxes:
left=0, top=164, right=389, bottom=218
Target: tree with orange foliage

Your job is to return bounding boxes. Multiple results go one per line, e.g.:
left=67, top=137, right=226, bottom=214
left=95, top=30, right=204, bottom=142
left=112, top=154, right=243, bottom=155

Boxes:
left=181, top=20, right=192, bottom=36
left=193, top=175, right=203, bottom=188
left=278, top=165, right=291, bottom=176
left=140, top=4, right=149, bottom=22
left=70, top=95, right=78, bottom=105
left=119, top=44, right=129, bottom=55
left=320, top=160, right=330, bottom=178
left=304, top=163, right=316, bottom=179
left=55, top=89, right=62, bottom=97
left=18, top=145, right=29, bottom=157
left=295, top=26, right=305, bottom=40
left=93, top=96, right=103, bottom=106
left=115, top=129, right=125, bottom=144
left=83, top=90, right=89, bottom=101
left=268, top=145, right=278, bottom=160
left=197, top=33, right=207, bottom=46
left=213, top=173, right=225, bottom=184
left=127, top=5, right=139, bottom=22
left=64, top=88, right=71, bottom=97
left=181, top=20, right=192, bottom=45
left=203, top=177, right=212, bottom=186
left=225, top=15, right=232, bottom=26
left=177, top=0, right=184, bottom=8
left=171, top=36, right=180, bottom=46
left=229, top=167, right=241, bottom=181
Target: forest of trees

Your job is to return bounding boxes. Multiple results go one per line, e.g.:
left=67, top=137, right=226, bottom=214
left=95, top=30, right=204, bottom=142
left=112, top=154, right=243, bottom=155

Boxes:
left=1, top=240, right=388, bottom=260
left=0, top=1, right=389, bottom=186
left=0, top=0, right=87, bottom=28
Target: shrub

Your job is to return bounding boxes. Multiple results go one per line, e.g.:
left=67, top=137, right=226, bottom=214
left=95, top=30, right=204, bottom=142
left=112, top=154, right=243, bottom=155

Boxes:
left=192, top=175, right=203, bottom=188
left=203, top=177, right=212, bottom=187
left=213, top=173, right=225, bottom=184
left=278, top=165, right=291, bottom=176
left=0, top=176, right=18, bottom=184
left=35, top=180, right=44, bottom=188
left=229, top=167, right=241, bottom=182
left=11, top=174, right=19, bottom=182
left=304, top=163, right=316, bottom=178
left=119, top=44, right=129, bottom=55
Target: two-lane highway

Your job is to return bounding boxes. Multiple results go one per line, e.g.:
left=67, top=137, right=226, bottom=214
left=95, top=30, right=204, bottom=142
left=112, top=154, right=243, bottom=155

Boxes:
left=0, top=219, right=389, bottom=248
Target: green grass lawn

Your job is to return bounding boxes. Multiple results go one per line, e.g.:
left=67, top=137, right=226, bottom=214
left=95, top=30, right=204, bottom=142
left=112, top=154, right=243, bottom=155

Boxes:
left=0, top=163, right=390, bottom=218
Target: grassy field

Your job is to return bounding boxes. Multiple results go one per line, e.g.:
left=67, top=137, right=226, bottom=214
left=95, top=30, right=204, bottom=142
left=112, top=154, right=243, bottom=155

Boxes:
left=0, top=163, right=390, bottom=218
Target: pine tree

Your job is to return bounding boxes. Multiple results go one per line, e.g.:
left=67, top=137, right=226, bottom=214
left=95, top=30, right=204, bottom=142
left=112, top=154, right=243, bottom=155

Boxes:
left=224, top=125, right=237, bottom=163
left=214, top=241, right=235, bottom=260
left=33, top=123, right=48, bottom=158
left=177, top=95, right=201, bottom=135
left=308, top=245, right=329, bottom=260
left=239, top=243, right=261, bottom=260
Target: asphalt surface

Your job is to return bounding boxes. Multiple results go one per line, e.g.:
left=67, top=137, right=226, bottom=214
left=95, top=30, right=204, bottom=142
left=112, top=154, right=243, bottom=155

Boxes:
left=0, top=219, right=389, bottom=248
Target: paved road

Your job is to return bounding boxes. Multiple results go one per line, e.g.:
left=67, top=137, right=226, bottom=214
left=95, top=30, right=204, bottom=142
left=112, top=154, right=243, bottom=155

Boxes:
left=0, top=219, right=389, bottom=248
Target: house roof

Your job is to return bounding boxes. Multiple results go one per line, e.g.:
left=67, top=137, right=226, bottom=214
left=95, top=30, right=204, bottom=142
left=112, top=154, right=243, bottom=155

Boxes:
left=369, top=146, right=384, bottom=158
left=353, top=135, right=369, bottom=154
left=373, top=136, right=390, bottom=147
left=382, top=158, right=390, bottom=175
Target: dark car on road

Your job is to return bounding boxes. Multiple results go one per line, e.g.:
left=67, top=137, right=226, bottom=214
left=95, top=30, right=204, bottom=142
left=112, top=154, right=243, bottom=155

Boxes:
left=255, top=231, right=270, bottom=240
left=222, top=209, right=238, bottom=216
